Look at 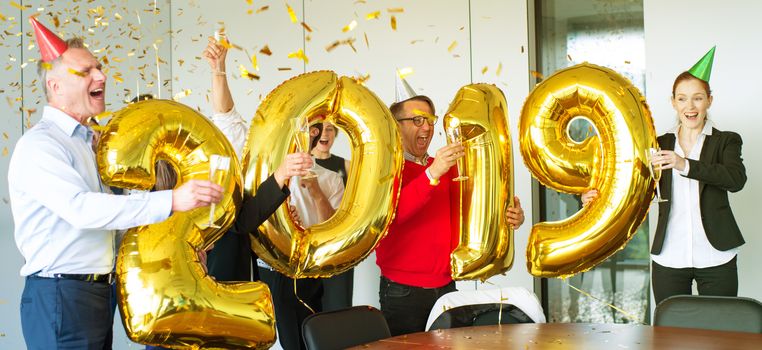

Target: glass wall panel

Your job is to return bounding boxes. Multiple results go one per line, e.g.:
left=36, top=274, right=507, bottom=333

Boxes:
left=534, top=0, right=650, bottom=324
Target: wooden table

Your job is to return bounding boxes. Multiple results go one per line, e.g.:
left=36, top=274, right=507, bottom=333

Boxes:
left=349, top=323, right=762, bottom=349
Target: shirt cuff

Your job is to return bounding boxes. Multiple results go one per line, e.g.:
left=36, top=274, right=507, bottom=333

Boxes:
left=148, top=190, right=173, bottom=221
left=425, top=168, right=439, bottom=186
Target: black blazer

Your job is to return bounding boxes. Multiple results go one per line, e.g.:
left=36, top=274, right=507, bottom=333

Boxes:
left=651, top=128, right=747, bottom=254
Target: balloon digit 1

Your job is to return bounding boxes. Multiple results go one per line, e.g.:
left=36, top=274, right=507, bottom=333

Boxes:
left=242, top=71, right=404, bottom=278
left=445, top=84, right=516, bottom=280
left=519, top=63, right=656, bottom=278
left=97, top=99, right=276, bottom=348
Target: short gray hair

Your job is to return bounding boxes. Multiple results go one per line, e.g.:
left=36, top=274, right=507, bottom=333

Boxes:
left=37, top=37, right=86, bottom=100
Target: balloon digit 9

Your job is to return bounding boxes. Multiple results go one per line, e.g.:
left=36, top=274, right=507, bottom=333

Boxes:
left=97, top=100, right=276, bottom=349
left=242, top=71, right=403, bottom=278
left=519, top=63, right=656, bottom=278
left=444, top=84, right=515, bottom=280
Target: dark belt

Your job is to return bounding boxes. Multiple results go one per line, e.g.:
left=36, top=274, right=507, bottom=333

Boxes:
left=34, top=272, right=115, bottom=284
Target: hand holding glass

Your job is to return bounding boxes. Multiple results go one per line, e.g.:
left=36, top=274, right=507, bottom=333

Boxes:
left=649, top=148, right=667, bottom=203
left=446, top=124, right=469, bottom=181
left=208, top=154, right=230, bottom=228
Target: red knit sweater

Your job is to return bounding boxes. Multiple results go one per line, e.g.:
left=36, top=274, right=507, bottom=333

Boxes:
left=375, top=158, right=459, bottom=288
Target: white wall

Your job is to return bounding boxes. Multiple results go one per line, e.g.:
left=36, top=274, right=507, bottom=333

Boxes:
left=644, top=0, right=762, bottom=304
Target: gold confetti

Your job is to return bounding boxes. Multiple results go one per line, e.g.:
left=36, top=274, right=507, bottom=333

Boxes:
left=342, top=20, right=357, bottom=32
left=114, top=12, right=122, bottom=20
left=301, top=22, right=313, bottom=32
left=277, top=67, right=292, bottom=71
left=530, top=70, right=544, bottom=79
left=113, top=73, right=123, bottom=83
left=2, top=132, right=8, bottom=139
left=286, top=3, right=298, bottom=23
left=387, top=8, right=404, bottom=13
left=624, top=60, right=631, bottom=64
left=567, top=54, right=572, bottom=62
left=256, top=5, right=269, bottom=13
left=481, top=66, right=488, bottom=74
left=172, top=89, right=192, bottom=101
left=390, top=15, right=397, bottom=30
left=287, top=48, right=309, bottom=64
left=10, top=2, right=26, bottom=11
left=448, top=41, right=457, bottom=52
left=325, top=38, right=357, bottom=52
left=178, top=59, right=185, bottom=67
left=353, top=73, right=370, bottom=84
left=2, top=147, right=7, bottom=157
left=365, top=11, right=381, bottom=20
left=260, top=45, right=272, bottom=56
left=410, top=39, right=423, bottom=44
left=364, top=32, right=369, bottom=48
left=67, top=68, right=86, bottom=77
left=251, top=54, right=259, bottom=71
left=496, top=62, right=503, bottom=76
left=0, top=12, right=6, bottom=21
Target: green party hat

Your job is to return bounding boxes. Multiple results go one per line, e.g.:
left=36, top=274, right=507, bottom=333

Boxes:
left=687, top=46, right=716, bottom=82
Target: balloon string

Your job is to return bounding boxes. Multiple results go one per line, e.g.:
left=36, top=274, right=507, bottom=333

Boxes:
left=563, top=279, right=642, bottom=324
left=480, top=280, right=505, bottom=325
left=293, top=278, right=316, bottom=314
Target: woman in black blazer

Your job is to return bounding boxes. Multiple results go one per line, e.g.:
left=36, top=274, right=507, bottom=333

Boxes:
left=649, top=69, right=746, bottom=305
left=581, top=63, right=747, bottom=306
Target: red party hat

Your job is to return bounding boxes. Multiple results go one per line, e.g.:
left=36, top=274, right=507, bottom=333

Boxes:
left=29, top=16, right=68, bottom=62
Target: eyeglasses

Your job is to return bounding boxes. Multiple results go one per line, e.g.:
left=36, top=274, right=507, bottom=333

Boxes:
left=396, top=115, right=438, bottom=127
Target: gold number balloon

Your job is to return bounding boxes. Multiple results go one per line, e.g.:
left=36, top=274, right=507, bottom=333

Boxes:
left=444, top=84, right=515, bottom=280
left=519, top=63, right=657, bottom=278
left=97, top=100, right=276, bottom=349
left=242, top=71, right=403, bottom=278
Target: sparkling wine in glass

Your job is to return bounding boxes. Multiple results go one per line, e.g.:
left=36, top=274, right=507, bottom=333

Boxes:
left=649, top=148, right=668, bottom=203
left=446, top=122, right=468, bottom=182
left=293, top=118, right=317, bottom=179
left=207, top=154, right=230, bottom=228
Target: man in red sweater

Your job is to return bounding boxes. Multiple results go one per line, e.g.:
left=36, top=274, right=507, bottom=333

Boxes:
left=375, top=82, right=525, bottom=336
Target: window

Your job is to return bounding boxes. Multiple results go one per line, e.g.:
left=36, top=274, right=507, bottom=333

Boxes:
left=534, top=0, right=650, bottom=324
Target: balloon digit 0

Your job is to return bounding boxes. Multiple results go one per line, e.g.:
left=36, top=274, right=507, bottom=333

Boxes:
left=242, top=71, right=404, bottom=278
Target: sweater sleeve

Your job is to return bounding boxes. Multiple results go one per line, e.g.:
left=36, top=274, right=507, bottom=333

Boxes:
left=686, top=132, right=746, bottom=193
left=233, top=175, right=290, bottom=234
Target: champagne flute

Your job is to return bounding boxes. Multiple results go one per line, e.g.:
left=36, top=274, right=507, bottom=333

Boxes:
left=292, top=117, right=317, bottom=179
left=208, top=154, right=230, bottom=228
left=649, top=148, right=668, bottom=203
left=446, top=120, right=469, bottom=182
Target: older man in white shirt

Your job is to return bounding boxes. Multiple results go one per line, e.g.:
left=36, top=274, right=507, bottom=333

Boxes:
left=10, top=19, right=223, bottom=350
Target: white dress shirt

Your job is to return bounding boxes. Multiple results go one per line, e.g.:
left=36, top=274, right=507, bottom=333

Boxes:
left=651, top=120, right=738, bottom=268
left=9, top=106, right=172, bottom=276
left=289, top=164, right=345, bottom=228
left=210, top=108, right=248, bottom=158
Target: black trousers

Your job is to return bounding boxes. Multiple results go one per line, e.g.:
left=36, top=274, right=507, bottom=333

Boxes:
left=259, top=267, right=323, bottom=350
left=652, top=256, right=738, bottom=306
left=321, top=268, right=354, bottom=312
left=379, top=276, right=456, bottom=336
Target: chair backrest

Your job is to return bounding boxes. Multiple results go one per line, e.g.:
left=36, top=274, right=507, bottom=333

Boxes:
left=302, top=305, right=391, bottom=350
left=429, top=303, right=534, bottom=331
left=654, top=295, right=762, bottom=333
left=425, top=287, right=546, bottom=331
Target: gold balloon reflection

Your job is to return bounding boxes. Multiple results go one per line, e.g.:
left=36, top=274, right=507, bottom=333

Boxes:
left=241, top=71, right=404, bottom=278
left=444, top=84, right=515, bottom=281
left=97, top=99, right=275, bottom=349
left=519, top=63, right=657, bottom=278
